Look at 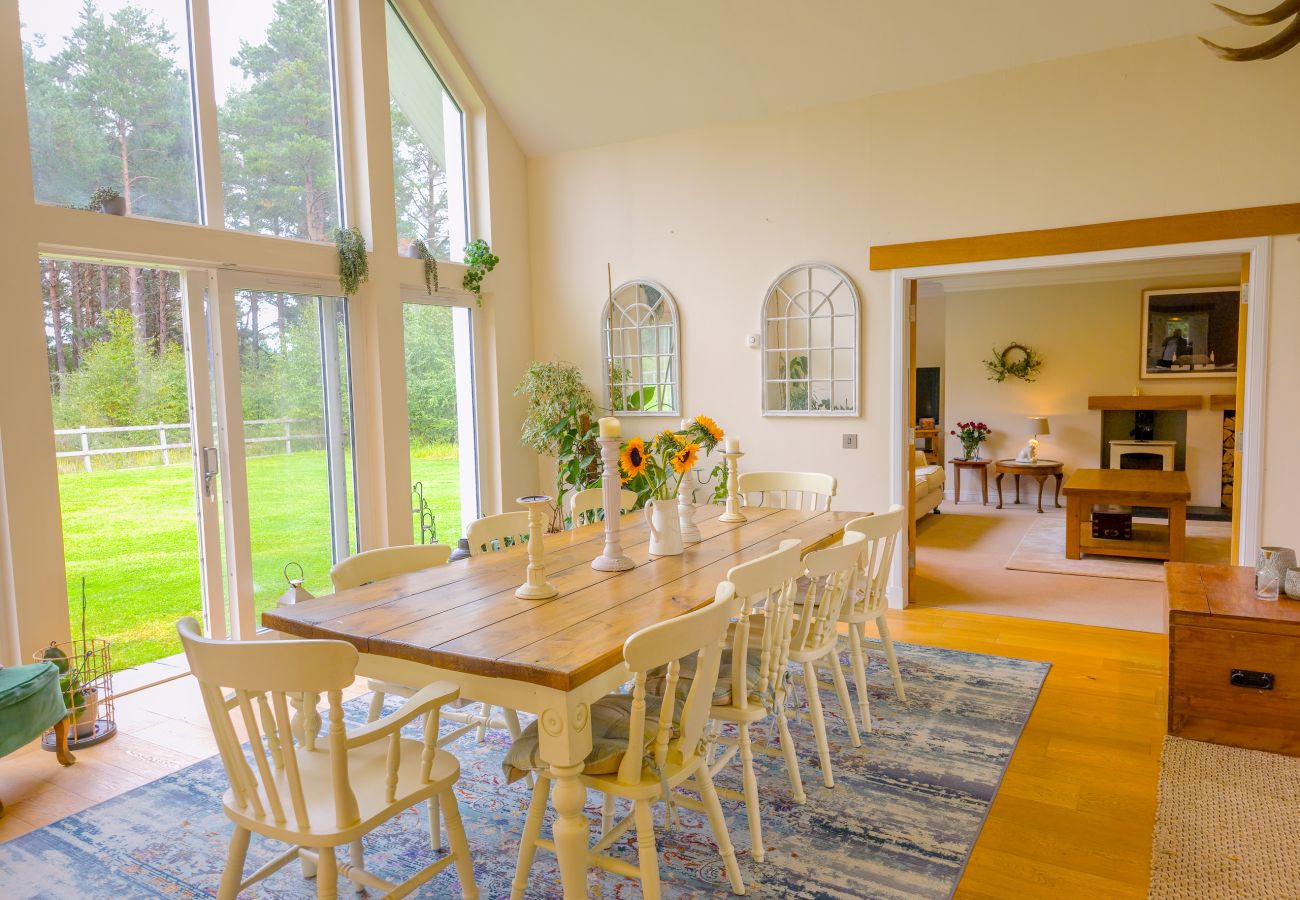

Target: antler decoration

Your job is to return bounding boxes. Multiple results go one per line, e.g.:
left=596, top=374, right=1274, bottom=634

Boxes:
left=1200, top=0, right=1300, bottom=60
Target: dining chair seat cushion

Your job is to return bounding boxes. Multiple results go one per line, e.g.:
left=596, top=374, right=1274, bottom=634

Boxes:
left=646, top=645, right=765, bottom=708
left=502, top=693, right=669, bottom=784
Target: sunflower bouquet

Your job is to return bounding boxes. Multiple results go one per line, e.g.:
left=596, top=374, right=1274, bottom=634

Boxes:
left=620, top=415, right=725, bottom=505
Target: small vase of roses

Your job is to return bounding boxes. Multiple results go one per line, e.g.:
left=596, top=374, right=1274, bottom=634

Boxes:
left=951, top=421, right=991, bottom=460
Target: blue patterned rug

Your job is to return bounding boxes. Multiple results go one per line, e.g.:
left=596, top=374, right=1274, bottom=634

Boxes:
left=0, top=642, right=1047, bottom=899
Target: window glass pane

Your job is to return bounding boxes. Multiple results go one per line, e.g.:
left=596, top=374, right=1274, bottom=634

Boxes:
left=21, top=1, right=200, bottom=221
left=388, top=2, right=467, bottom=261
left=43, top=257, right=201, bottom=668
left=405, top=303, right=478, bottom=545
left=235, top=292, right=355, bottom=611
left=213, top=0, right=341, bottom=240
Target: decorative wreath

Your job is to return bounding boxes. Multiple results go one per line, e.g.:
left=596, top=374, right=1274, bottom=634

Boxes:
left=983, top=342, right=1043, bottom=383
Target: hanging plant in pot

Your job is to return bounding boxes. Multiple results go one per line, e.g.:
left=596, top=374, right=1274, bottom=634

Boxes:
left=403, top=238, right=439, bottom=294
left=462, top=239, right=499, bottom=307
left=333, top=227, right=369, bottom=297
left=88, top=186, right=126, bottom=216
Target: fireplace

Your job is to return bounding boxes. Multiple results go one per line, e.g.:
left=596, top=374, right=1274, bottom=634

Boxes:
left=1109, top=440, right=1176, bottom=471
left=1100, top=410, right=1186, bottom=470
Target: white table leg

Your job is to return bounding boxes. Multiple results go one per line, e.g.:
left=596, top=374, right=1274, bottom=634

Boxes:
left=536, top=699, right=596, bottom=899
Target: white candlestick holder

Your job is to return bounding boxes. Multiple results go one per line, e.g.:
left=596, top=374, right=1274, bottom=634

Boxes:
left=516, top=495, right=558, bottom=599
left=678, top=467, right=701, bottom=544
left=592, top=437, right=634, bottom=571
left=719, top=451, right=747, bottom=523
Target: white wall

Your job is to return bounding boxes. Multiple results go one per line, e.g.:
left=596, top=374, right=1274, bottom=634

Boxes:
left=526, top=34, right=1300, bottom=550
left=938, top=275, right=1237, bottom=507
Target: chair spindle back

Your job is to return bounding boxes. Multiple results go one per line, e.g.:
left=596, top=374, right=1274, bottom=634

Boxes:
left=466, top=511, right=531, bottom=556
left=737, top=471, right=837, bottom=512
left=330, top=543, right=452, bottom=591
left=790, top=531, right=866, bottom=654
left=843, top=506, right=903, bottom=619
left=568, top=487, right=638, bottom=528
left=616, top=585, right=740, bottom=785
left=724, top=538, right=803, bottom=711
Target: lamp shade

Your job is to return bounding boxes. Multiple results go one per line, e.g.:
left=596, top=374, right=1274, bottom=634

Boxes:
left=1026, top=416, right=1050, bottom=436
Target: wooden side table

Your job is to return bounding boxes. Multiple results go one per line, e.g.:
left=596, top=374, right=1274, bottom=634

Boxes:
left=949, top=458, right=992, bottom=505
left=994, top=459, right=1064, bottom=513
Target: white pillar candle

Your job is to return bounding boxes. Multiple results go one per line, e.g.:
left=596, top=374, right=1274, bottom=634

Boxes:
left=724, top=437, right=740, bottom=454
left=681, top=418, right=691, bottom=431
left=598, top=416, right=621, bottom=439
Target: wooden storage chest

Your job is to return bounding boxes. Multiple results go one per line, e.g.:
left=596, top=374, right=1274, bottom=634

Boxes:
left=1166, top=563, right=1300, bottom=756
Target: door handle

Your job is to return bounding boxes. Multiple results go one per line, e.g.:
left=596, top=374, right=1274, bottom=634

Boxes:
left=202, top=446, right=219, bottom=499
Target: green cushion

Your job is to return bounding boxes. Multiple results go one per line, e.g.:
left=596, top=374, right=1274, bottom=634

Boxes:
left=502, top=693, right=669, bottom=784
left=0, top=662, right=68, bottom=758
left=647, top=647, right=764, bottom=707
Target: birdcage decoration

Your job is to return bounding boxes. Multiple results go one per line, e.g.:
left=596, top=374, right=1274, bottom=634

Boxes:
left=35, top=636, right=116, bottom=751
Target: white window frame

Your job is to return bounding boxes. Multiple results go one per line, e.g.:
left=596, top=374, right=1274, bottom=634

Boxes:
left=761, top=262, right=860, bottom=417
left=601, top=279, right=681, bottom=417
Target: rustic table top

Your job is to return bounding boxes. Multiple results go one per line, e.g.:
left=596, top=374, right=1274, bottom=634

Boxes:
left=263, top=504, right=862, bottom=692
left=1062, top=468, right=1190, bottom=498
left=1166, top=562, right=1300, bottom=628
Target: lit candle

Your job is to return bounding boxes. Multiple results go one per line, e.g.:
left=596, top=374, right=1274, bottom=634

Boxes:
left=598, top=417, right=621, bottom=439
left=725, top=437, right=740, bottom=454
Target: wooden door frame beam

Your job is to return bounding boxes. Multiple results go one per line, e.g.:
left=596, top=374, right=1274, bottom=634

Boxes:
left=869, top=203, right=1300, bottom=271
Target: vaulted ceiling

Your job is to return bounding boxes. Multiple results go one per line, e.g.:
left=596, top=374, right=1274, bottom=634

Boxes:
left=430, top=0, right=1233, bottom=157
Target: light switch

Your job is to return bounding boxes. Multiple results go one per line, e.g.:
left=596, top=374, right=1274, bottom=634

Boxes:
left=842, top=434, right=858, bottom=449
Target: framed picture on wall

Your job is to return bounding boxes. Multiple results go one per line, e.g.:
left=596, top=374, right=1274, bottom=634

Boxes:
left=1140, top=286, right=1240, bottom=379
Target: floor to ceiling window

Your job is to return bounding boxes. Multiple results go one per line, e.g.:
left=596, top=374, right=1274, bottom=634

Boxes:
left=12, top=1, right=484, bottom=662
left=387, top=1, right=467, bottom=261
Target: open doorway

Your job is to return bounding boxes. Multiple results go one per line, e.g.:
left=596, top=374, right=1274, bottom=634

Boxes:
left=887, top=236, right=1270, bottom=633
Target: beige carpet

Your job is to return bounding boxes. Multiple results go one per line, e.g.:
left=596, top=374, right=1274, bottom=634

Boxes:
left=1151, top=736, right=1300, bottom=899
left=1005, top=515, right=1230, bottom=582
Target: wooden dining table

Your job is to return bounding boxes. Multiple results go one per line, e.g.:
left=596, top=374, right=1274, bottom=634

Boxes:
left=263, top=502, right=861, bottom=898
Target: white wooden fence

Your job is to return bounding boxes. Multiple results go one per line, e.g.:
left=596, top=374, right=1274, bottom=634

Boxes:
left=55, top=418, right=322, bottom=472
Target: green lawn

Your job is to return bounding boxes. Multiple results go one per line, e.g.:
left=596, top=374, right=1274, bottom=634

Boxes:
left=58, top=449, right=460, bottom=671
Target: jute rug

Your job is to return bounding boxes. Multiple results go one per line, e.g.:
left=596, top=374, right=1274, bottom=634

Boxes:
left=1150, top=736, right=1300, bottom=899
left=1005, top=514, right=1230, bottom=582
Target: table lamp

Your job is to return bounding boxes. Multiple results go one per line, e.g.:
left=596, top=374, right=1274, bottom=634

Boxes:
left=1023, top=417, right=1050, bottom=462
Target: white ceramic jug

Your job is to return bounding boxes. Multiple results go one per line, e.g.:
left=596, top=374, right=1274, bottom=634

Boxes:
left=645, top=498, right=684, bottom=556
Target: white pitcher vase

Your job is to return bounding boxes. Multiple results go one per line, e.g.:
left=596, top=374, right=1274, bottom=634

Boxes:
left=645, top=498, right=684, bottom=556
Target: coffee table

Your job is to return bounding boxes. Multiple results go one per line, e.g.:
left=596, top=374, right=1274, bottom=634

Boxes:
left=994, top=459, right=1064, bottom=513
left=1062, top=468, right=1190, bottom=562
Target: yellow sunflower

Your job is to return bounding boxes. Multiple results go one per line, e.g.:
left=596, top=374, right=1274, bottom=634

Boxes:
left=620, top=437, right=648, bottom=479
left=694, top=415, right=724, bottom=443
left=670, top=442, right=700, bottom=475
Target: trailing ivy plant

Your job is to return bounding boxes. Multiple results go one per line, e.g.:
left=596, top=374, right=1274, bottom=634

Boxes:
left=462, top=239, right=499, bottom=306
left=983, top=342, right=1043, bottom=383
left=334, top=227, right=369, bottom=297
left=411, top=238, right=439, bottom=294
left=87, top=186, right=122, bottom=211
left=515, top=361, right=600, bottom=530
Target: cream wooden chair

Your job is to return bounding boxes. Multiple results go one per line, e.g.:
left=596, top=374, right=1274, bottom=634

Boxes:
left=466, top=511, right=530, bottom=555
left=176, top=617, right=477, bottom=900
left=700, top=537, right=804, bottom=863
left=840, top=506, right=907, bottom=735
left=787, top=530, right=865, bottom=788
left=568, top=486, right=637, bottom=528
left=738, top=471, right=837, bottom=511
left=508, top=586, right=746, bottom=899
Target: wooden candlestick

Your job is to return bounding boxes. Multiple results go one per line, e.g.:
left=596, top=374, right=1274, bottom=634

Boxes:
left=592, top=437, right=634, bottom=571
left=719, top=451, right=747, bottom=523
left=516, top=495, right=558, bottom=599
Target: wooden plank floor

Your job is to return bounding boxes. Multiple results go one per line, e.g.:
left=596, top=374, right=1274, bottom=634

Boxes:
left=0, top=607, right=1166, bottom=898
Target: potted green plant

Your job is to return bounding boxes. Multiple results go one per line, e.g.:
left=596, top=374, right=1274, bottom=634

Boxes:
left=515, top=361, right=599, bottom=530
left=88, top=187, right=126, bottom=216
left=462, top=239, right=499, bottom=306
left=334, top=226, right=369, bottom=297
left=405, top=238, right=439, bottom=294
